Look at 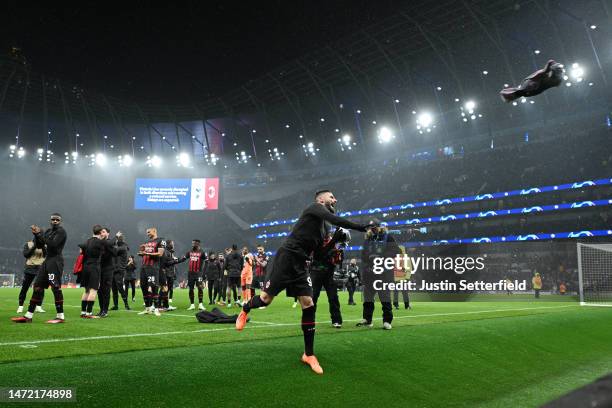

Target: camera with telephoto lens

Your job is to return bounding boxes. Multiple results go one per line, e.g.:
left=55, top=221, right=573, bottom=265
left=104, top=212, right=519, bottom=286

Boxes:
left=333, top=227, right=351, bottom=245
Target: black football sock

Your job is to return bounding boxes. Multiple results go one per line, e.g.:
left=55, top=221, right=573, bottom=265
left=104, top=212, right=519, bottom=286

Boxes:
left=150, top=286, right=159, bottom=308
left=81, top=300, right=87, bottom=313
left=52, top=287, right=64, bottom=314
left=242, top=295, right=268, bottom=313
left=86, top=301, right=94, bottom=313
left=302, top=306, right=316, bottom=356
left=161, top=292, right=168, bottom=308
left=189, top=288, right=194, bottom=304
left=141, top=286, right=147, bottom=304
left=28, top=287, right=44, bottom=313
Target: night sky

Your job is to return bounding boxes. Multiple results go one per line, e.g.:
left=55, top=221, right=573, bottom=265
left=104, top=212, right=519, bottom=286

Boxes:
left=2, top=1, right=402, bottom=103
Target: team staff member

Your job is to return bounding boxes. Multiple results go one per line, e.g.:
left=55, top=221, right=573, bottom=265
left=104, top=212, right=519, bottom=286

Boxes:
left=236, top=190, right=372, bottom=375
left=205, top=252, right=222, bottom=305
left=124, top=255, right=137, bottom=302
left=137, top=227, right=166, bottom=316
left=78, top=225, right=116, bottom=318
left=185, top=239, right=206, bottom=311
left=97, top=227, right=118, bottom=317
left=162, top=240, right=182, bottom=309
left=17, top=237, right=46, bottom=314
left=218, top=252, right=227, bottom=305
left=532, top=272, right=543, bottom=298
left=392, top=245, right=411, bottom=310
left=226, top=245, right=243, bottom=307
left=111, top=231, right=130, bottom=311
left=346, top=259, right=360, bottom=306
left=13, top=213, right=68, bottom=324
left=158, top=240, right=185, bottom=311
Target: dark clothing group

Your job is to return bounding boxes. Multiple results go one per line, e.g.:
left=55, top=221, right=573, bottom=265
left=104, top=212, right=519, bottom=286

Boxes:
left=79, top=237, right=130, bottom=312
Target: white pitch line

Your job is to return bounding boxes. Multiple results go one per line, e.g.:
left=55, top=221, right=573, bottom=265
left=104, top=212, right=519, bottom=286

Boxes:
left=0, top=305, right=576, bottom=347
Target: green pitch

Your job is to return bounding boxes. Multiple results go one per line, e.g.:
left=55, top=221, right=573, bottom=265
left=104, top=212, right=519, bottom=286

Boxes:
left=0, top=288, right=611, bottom=407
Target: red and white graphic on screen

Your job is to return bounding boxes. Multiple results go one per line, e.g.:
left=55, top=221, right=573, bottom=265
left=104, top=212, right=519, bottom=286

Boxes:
left=204, top=178, right=219, bottom=210
left=190, top=178, right=219, bottom=210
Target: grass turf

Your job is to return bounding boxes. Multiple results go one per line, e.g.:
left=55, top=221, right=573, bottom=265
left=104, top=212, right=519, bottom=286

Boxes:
left=0, top=288, right=610, bottom=407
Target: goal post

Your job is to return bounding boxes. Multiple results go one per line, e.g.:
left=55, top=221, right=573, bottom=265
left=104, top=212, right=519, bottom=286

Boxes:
left=0, top=274, right=16, bottom=288
left=578, top=243, right=612, bottom=307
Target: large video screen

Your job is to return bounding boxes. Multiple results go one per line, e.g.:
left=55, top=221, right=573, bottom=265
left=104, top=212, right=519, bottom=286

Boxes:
left=134, top=178, right=219, bottom=210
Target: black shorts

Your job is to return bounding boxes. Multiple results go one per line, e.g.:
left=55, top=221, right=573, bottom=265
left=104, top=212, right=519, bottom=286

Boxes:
left=187, top=273, right=205, bottom=288
left=34, top=257, right=64, bottom=289
left=80, top=263, right=101, bottom=290
left=254, top=274, right=265, bottom=289
left=141, top=265, right=160, bottom=287
left=228, top=276, right=240, bottom=287
left=263, top=247, right=312, bottom=298
left=159, top=269, right=168, bottom=287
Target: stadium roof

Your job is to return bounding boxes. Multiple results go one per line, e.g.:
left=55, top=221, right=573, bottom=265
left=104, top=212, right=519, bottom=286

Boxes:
left=0, top=0, right=539, bottom=124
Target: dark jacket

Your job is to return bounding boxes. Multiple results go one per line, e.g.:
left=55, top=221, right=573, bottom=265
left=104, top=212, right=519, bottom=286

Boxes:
left=361, top=232, right=399, bottom=287
left=125, top=262, right=137, bottom=280
left=161, top=248, right=185, bottom=279
left=205, top=259, right=222, bottom=280
left=115, top=240, right=129, bottom=272
left=34, top=226, right=67, bottom=259
left=100, top=238, right=118, bottom=274
left=225, top=250, right=243, bottom=278
left=347, top=264, right=360, bottom=282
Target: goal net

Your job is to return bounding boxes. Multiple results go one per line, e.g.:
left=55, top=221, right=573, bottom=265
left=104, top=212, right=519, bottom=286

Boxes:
left=0, top=274, right=15, bottom=288
left=578, top=243, right=612, bottom=306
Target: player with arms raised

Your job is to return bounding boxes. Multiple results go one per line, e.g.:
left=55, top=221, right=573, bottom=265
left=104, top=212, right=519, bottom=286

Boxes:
left=235, top=190, right=374, bottom=374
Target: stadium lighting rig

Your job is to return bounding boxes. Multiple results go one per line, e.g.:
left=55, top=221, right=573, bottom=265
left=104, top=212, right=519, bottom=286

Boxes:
left=460, top=100, right=483, bottom=121
left=569, top=62, right=585, bottom=83
left=118, top=154, right=133, bottom=167
left=302, top=142, right=319, bottom=157
left=145, top=155, right=162, bottom=168
left=377, top=126, right=395, bottom=144
left=268, top=147, right=284, bottom=161
left=9, top=145, right=26, bottom=159
left=95, top=153, right=107, bottom=167
left=205, top=153, right=219, bottom=166
left=338, top=134, right=356, bottom=151
left=61, top=151, right=78, bottom=164
left=176, top=152, right=191, bottom=167
left=416, top=112, right=435, bottom=133
left=235, top=151, right=250, bottom=164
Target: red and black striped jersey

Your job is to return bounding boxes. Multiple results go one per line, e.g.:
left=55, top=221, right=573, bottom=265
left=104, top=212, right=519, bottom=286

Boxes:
left=185, top=249, right=206, bottom=273
left=255, top=253, right=269, bottom=277
left=142, top=238, right=166, bottom=267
